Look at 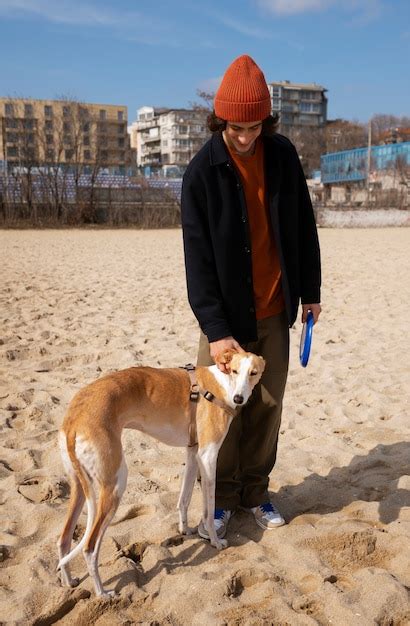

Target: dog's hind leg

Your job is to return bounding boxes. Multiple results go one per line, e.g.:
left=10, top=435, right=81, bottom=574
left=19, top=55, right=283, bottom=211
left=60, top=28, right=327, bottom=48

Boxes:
left=57, top=475, right=85, bottom=587
left=83, top=454, right=127, bottom=597
left=177, top=444, right=198, bottom=534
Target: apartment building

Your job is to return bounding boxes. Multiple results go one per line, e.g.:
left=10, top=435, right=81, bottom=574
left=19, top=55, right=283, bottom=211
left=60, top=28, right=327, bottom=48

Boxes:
left=268, top=81, right=327, bottom=132
left=130, top=106, right=209, bottom=175
left=0, top=98, right=134, bottom=174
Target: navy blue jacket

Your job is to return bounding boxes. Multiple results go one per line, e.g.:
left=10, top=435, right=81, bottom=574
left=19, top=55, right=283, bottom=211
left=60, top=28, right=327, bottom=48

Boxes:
left=181, top=131, right=321, bottom=343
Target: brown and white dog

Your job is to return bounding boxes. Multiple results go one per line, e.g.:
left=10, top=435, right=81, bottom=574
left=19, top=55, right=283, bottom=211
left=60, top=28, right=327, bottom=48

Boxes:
left=57, top=350, right=265, bottom=596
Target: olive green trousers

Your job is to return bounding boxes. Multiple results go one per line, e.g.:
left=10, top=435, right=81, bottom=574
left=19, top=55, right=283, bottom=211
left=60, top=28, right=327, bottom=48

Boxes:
left=197, top=310, right=289, bottom=509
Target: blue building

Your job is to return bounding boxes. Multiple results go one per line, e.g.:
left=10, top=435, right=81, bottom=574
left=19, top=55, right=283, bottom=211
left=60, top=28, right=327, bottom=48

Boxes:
left=321, top=142, right=410, bottom=185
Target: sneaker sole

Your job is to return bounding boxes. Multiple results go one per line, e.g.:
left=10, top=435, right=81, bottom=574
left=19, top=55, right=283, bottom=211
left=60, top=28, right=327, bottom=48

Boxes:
left=197, top=523, right=227, bottom=540
left=254, top=516, right=286, bottom=530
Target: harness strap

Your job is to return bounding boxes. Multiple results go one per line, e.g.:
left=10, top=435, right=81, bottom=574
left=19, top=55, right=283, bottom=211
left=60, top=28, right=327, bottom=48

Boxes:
left=181, top=364, right=237, bottom=447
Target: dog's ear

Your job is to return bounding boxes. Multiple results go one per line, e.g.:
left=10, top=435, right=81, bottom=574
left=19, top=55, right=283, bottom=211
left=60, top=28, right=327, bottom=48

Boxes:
left=258, top=356, right=266, bottom=372
left=215, top=349, right=236, bottom=372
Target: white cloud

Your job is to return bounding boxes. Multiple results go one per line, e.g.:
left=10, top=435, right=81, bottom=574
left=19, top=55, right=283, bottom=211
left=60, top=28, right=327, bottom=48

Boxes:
left=0, top=0, right=137, bottom=26
left=255, top=0, right=334, bottom=15
left=255, top=0, right=383, bottom=20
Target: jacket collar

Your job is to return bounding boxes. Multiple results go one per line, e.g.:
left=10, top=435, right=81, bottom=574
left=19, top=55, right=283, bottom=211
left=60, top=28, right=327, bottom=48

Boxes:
left=209, top=131, right=229, bottom=166
left=209, top=130, right=282, bottom=172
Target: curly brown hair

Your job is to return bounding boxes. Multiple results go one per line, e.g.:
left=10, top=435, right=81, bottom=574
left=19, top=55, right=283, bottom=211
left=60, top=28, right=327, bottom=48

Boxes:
left=207, top=111, right=279, bottom=135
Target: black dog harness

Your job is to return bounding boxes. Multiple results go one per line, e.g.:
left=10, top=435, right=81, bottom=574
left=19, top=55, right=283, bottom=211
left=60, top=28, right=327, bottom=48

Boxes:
left=180, top=364, right=236, bottom=447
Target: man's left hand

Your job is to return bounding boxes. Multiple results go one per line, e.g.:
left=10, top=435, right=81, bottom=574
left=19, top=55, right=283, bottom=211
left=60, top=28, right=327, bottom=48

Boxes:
left=302, top=303, right=321, bottom=324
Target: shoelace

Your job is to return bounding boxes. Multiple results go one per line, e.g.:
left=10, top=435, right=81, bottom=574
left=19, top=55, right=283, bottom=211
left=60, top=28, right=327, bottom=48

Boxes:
left=260, top=502, right=275, bottom=514
left=214, top=508, right=227, bottom=520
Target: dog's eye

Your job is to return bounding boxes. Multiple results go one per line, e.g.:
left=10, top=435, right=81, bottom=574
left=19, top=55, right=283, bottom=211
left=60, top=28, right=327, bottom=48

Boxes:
left=232, top=369, right=238, bottom=374
left=250, top=371, right=258, bottom=376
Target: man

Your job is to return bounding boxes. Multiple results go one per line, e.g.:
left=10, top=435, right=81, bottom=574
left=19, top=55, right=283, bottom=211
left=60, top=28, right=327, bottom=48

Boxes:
left=181, top=55, right=321, bottom=539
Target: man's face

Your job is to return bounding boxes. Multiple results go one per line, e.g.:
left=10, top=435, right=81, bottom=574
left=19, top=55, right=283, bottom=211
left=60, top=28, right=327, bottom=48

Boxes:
left=223, top=120, right=263, bottom=156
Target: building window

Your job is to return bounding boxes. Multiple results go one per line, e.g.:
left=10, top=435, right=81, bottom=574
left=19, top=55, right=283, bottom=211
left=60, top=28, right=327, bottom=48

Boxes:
left=27, top=133, right=35, bottom=144
left=23, top=147, right=35, bottom=160
left=117, top=110, right=124, bottom=121
left=46, top=149, right=54, bottom=161
left=5, top=118, right=18, bottom=128
left=79, top=107, right=89, bottom=120
left=83, top=135, right=90, bottom=146
left=6, top=132, right=18, bottom=143
left=64, top=135, right=72, bottom=146
left=24, top=104, right=33, bottom=117
left=100, top=150, right=108, bottom=161
left=46, top=134, right=54, bottom=145
left=99, top=109, right=106, bottom=120
left=118, top=137, right=125, bottom=147
left=45, top=120, right=53, bottom=131
left=118, top=124, right=125, bottom=133
left=23, top=119, right=34, bottom=130
left=65, top=149, right=74, bottom=160
left=82, top=122, right=90, bottom=132
left=178, top=125, right=188, bottom=134
left=44, top=105, right=53, bottom=117
left=84, top=150, right=91, bottom=161
left=5, top=102, right=14, bottom=116
left=63, top=121, right=71, bottom=132
left=63, top=106, right=71, bottom=117
left=7, top=146, right=18, bottom=157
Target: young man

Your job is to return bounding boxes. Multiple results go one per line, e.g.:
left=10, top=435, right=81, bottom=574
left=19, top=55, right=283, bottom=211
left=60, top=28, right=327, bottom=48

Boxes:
left=181, top=55, right=321, bottom=539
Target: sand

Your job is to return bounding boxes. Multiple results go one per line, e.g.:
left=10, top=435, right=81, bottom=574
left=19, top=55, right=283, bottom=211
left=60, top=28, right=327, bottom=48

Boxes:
left=0, top=228, right=409, bottom=626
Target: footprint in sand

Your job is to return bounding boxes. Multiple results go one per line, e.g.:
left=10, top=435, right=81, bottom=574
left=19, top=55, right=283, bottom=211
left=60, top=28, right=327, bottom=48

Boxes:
left=16, top=472, right=69, bottom=503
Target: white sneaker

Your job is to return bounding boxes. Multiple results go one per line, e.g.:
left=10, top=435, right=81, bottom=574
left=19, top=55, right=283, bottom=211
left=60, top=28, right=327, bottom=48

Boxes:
left=251, top=502, right=285, bottom=529
left=198, top=509, right=235, bottom=540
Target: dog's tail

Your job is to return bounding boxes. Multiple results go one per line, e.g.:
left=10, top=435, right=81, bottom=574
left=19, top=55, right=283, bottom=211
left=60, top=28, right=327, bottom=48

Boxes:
left=57, top=431, right=96, bottom=570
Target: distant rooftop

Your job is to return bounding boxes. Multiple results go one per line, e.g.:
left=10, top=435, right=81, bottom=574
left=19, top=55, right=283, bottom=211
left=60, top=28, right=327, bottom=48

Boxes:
left=268, top=80, right=327, bottom=92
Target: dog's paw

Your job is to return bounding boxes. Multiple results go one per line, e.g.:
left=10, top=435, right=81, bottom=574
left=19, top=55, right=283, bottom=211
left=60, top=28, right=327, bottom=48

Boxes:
left=98, top=589, right=117, bottom=598
left=212, top=538, right=228, bottom=550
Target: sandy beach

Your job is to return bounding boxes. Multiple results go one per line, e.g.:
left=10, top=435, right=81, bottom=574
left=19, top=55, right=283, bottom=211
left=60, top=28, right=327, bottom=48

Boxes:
left=0, top=227, right=409, bottom=625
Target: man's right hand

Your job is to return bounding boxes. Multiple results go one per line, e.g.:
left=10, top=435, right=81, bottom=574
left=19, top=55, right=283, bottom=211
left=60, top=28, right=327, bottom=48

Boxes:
left=209, top=336, right=245, bottom=373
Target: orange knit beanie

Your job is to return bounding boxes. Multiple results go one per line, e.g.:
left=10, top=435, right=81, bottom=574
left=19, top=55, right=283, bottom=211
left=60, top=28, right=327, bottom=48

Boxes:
left=214, top=54, right=271, bottom=122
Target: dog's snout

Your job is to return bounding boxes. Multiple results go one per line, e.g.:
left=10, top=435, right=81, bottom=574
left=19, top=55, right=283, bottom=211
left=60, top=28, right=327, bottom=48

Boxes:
left=233, top=394, right=244, bottom=405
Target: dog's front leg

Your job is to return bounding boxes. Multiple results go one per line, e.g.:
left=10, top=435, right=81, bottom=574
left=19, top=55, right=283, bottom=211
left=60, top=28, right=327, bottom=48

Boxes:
left=177, top=445, right=198, bottom=534
left=197, top=444, right=228, bottom=550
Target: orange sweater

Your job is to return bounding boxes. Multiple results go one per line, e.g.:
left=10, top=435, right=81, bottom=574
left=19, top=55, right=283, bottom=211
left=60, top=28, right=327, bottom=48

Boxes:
left=229, top=138, right=284, bottom=319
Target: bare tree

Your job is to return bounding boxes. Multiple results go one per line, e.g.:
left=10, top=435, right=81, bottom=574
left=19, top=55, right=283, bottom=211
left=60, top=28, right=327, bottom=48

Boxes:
left=189, top=89, right=215, bottom=112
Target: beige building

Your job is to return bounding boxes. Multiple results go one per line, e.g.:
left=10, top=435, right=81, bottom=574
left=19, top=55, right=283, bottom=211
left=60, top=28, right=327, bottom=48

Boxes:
left=129, top=106, right=209, bottom=175
left=268, top=81, right=327, bottom=132
left=0, top=98, right=134, bottom=174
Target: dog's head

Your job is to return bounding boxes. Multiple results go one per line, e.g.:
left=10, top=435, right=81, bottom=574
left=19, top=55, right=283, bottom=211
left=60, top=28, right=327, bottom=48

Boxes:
left=215, top=349, right=265, bottom=406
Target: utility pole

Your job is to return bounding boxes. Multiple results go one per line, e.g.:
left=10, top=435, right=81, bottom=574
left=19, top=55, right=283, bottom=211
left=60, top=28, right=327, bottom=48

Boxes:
left=367, top=117, right=372, bottom=193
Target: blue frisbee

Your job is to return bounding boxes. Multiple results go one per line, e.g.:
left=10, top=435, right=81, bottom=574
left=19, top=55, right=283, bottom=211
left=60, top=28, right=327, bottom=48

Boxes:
left=299, top=311, right=314, bottom=367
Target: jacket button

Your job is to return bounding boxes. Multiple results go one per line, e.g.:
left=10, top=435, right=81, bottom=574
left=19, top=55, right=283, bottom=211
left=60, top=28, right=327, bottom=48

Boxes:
left=249, top=306, right=255, bottom=313
left=237, top=182, right=241, bottom=189
left=242, top=216, right=247, bottom=223
left=245, top=246, right=250, bottom=253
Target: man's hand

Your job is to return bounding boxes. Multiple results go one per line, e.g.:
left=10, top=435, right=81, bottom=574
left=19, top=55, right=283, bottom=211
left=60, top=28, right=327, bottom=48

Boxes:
left=302, top=303, right=321, bottom=324
left=209, top=336, right=245, bottom=373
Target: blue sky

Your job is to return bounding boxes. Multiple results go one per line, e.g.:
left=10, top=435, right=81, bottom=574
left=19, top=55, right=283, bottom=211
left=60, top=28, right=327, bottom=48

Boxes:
left=0, top=0, right=409, bottom=124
